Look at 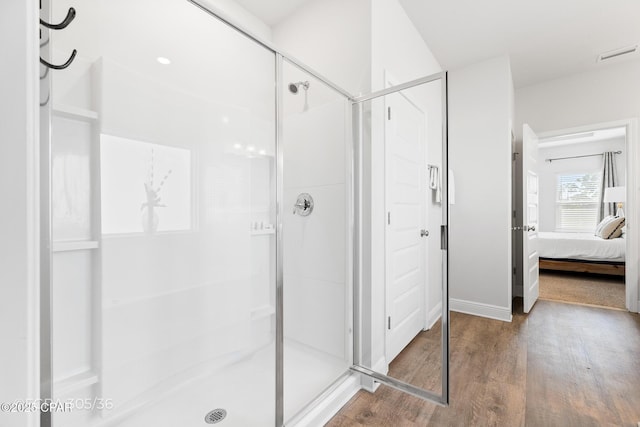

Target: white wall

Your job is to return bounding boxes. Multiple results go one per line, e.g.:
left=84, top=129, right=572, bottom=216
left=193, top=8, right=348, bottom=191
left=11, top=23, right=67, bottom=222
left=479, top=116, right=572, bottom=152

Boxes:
left=515, top=59, right=640, bottom=311
left=0, top=1, right=39, bottom=427
left=449, top=55, right=514, bottom=321
left=199, top=0, right=273, bottom=41
left=538, top=137, right=626, bottom=232
left=273, top=0, right=371, bottom=96
left=515, top=60, right=640, bottom=140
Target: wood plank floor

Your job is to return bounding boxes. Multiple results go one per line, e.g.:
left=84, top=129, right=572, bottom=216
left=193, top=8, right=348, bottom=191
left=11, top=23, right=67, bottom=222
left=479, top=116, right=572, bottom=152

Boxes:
left=327, top=299, right=640, bottom=426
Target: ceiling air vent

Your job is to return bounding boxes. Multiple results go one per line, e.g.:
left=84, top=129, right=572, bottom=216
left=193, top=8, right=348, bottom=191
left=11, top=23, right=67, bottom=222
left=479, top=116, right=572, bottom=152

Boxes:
left=597, top=45, right=638, bottom=63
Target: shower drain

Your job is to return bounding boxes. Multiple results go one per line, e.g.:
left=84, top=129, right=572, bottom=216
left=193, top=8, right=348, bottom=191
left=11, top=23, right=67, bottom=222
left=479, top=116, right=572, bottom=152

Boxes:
left=204, top=408, right=227, bottom=424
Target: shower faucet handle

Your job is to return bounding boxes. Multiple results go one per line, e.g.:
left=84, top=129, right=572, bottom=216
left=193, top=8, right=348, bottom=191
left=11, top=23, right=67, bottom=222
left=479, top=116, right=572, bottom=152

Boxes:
left=293, top=193, right=314, bottom=216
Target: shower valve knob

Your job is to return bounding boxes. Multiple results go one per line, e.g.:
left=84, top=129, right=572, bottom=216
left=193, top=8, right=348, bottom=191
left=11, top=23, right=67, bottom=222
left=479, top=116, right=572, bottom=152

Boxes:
left=293, top=193, right=314, bottom=216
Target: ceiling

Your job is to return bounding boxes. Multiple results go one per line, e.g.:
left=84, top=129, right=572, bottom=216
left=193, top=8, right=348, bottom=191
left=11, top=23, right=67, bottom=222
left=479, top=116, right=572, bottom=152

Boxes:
left=232, top=0, right=315, bottom=26
left=234, top=0, right=640, bottom=88
left=398, top=0, right=640, bottom=88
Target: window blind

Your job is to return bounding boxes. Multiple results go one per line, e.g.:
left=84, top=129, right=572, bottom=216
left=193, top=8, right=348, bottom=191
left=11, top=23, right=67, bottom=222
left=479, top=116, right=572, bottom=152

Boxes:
left=556, top=173, right=601, bottom=232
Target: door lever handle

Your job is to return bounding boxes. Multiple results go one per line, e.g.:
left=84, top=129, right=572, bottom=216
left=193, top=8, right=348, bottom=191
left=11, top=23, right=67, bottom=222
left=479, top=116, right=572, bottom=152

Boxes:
left=512, top=225, right=536, bottom=232
left=420, top=229, right=429, bottom=237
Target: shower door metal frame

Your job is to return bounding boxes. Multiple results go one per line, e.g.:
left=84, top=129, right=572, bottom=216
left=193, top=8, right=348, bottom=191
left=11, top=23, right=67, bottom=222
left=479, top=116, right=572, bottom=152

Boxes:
left=350, top=72, right=450, bottom=407
left=39, top=0, right=54, bottom=426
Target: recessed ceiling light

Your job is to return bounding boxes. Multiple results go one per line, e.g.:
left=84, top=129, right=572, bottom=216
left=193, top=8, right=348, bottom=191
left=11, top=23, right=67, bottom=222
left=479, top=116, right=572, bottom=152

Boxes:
left=246, top=146, right=255, bottom=152
left=233, top=143, right=242, bottom=149
left=156, top=57, right=171, bottom=65
left=259, top=149, right=266, bottom=155
left=222, top=116, right=230, bottom=124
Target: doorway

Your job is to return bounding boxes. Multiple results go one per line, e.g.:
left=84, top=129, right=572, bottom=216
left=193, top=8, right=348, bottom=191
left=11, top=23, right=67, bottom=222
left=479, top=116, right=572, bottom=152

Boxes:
left=514, top=120, right=638, bottom=313
left=537, top=126, right=627, bottom=309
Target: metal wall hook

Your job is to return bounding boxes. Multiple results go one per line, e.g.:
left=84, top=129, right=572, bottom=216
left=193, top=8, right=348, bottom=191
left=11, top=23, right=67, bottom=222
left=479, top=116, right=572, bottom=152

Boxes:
left=40, top=49, right=77, bottom=70
left=40, top=7, right=76, bottom=30
left=40, top=92, right=50, bottom=107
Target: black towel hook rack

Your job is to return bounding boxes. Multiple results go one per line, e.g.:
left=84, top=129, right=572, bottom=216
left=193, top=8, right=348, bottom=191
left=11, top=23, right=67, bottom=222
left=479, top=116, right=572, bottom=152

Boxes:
left=40, top=7, right=76, bottom=30
left=40, top=49, right=77, bottom=70
left=39, top=6, right=77, bottom=70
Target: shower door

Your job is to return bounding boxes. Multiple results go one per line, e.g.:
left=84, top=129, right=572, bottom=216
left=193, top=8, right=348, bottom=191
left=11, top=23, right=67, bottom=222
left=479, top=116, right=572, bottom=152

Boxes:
left=42, top=1, right=278, bottom=426
left=351, top=73, right=450, bottom=405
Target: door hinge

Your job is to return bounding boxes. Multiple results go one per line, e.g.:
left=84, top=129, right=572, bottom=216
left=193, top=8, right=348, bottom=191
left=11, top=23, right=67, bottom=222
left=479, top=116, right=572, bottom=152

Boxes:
left=513, top=152, right=520, bottom=161
left=388, top=316, right=391, bottom=330
left=388, top=107, right=391, bottom=120
left=513, top=267, right=516, bottom=275
left=387, top=211, right=391, bottom=225
left=513, top=210, right=516, bottom=218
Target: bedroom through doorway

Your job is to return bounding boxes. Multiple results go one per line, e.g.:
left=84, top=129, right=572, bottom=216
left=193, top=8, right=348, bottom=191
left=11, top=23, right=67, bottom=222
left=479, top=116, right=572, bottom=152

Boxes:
left=536, top=125, right=627, bottom=310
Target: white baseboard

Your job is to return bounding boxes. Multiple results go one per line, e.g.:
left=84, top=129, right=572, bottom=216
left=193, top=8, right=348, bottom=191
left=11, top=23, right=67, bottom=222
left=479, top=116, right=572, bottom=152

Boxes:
left=373, top=356, right=388, bottom=374
left=450, top=298, right=512, bottom=322
left=427, top=302, right=442, bottom=329
left=289, top=373, right=360, bottom=427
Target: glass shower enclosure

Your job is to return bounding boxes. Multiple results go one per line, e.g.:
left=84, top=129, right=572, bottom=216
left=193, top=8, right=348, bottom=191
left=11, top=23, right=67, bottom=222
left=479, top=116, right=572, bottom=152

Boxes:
left=39, top=0, right=448, bottom=426
left=41, top=0, right=352, bottom=425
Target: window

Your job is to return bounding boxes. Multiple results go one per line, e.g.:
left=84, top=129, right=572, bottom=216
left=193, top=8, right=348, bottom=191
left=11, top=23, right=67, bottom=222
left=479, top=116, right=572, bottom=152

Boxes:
left=556, top=172, right=602, bottom=232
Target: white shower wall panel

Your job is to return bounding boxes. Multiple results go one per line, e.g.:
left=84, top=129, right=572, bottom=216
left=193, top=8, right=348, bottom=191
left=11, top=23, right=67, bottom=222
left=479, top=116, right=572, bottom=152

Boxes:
left=283, top=275, right=346, bottom=357
left=96, top=58, right=275, bottom=156
left=51, top=115, right=93, bottom=241
left=284, top=184, right=347, bottom=286
left=52, top=251, right=93, bottom=381
left=100, top=228, right=265, bottom=408
left=283, top=112, right=347, bottom=188
left=283, top=99, right=348, bottom=360
left=97, top=53, right=276, bottom=412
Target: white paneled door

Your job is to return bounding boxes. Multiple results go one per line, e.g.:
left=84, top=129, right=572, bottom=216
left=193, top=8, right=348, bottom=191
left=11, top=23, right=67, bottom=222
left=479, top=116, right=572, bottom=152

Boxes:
left=523, top=124, right=540, bottom=313
left=385, top=90, right=427, bottom=362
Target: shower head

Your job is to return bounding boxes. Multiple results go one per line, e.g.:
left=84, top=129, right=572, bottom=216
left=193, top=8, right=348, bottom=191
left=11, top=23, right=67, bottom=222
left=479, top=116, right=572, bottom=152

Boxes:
left=288, top=81, right=310, bottom=94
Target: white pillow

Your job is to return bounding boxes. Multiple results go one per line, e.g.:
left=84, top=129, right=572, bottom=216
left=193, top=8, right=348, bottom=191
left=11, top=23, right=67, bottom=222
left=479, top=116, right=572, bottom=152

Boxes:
left=596, top=216, right=625, bottom=239
left=594, top=215, right=615, bottom=236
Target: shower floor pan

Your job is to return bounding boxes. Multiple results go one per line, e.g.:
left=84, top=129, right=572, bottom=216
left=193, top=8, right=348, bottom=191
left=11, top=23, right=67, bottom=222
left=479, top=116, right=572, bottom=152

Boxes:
left=88, top=340, right=348, bottom=427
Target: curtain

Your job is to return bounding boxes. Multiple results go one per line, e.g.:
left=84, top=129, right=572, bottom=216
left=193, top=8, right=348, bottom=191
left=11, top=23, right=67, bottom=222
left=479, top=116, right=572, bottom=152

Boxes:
left=599, top=151, right=618, bottom=220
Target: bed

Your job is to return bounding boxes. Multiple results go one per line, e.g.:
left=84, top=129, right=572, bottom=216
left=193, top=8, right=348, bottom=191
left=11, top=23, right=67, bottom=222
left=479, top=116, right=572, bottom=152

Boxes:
left=537, top=232, right=626, bottom=276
